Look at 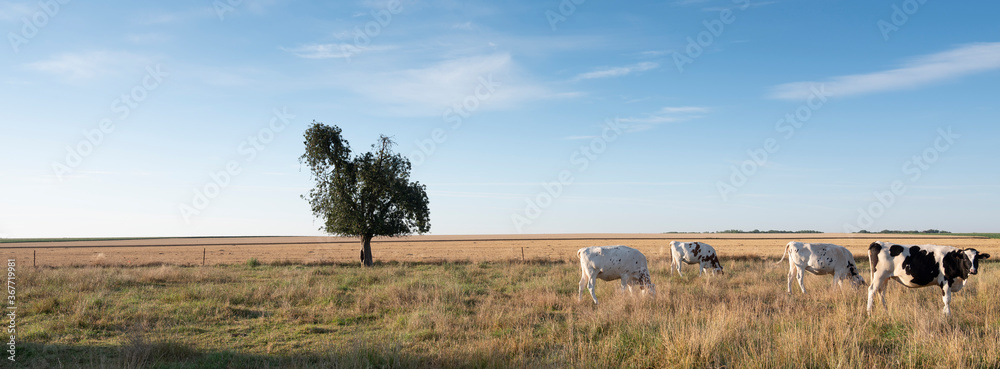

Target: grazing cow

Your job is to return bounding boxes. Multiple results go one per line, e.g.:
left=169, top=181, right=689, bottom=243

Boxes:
left=867, top=241, right=991, bottom=315
left=669, top=241, right=723, bottom=277
left=779, top=242, right=865, bottom=294
left=577, top=246, right=656, bottom=304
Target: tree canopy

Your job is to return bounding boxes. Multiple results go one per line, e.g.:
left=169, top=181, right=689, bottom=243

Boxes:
left=300, top=122, right=430, bottom=266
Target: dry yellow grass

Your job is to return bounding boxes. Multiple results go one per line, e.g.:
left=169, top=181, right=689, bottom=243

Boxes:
left=4, top=233, right=997, bottom=267
left=14, top=254, right=1000, bottom=368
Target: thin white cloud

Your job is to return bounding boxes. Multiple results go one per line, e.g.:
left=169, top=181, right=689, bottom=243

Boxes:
left=25, top=51, right=150, bottom=80
left=672, top=0, right=713, bottom=5
left=619, top=106, right=708, bottom=132
left=658, top=106, right=708, bottom=113
left=573, top=62, right=659, bottom=81
left=127, top=32, right=172, bottom=44
left=453, top=21, right=476, bottom=30
left=639, top=50, right=668, bottom=57
left=281, top=43, right=395, bottom=59
left=331, top=53, right=555, bottom=116
left=769, top=42, right=1000, bottom=100
left=0, top=1, right=34, bottom=22
left=703, top=1, right=775, bottom=12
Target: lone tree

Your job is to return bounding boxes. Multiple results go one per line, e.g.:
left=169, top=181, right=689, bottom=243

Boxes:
left=300, top=122, right=430, bottom=266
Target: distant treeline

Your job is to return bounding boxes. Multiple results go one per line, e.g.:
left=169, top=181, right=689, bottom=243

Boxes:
left=665, top=229, right=957, bottom=234
left=663, top=230, right=822, bottom=234
left=855, top=229, right=951, bottom=234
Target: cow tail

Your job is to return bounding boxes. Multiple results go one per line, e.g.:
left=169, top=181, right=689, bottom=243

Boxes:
left=868, top=245, right=877, bottom=282
left=777, top=243, right=790, bottom=265
left=669, top=245, right=675, bottom=268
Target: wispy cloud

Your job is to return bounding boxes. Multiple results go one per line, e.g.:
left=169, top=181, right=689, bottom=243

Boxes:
left=0, top=1, right=34, bottom=22
left=329, top=53, right=555, bottom=116
left=453, top=21, right=476, bottom=30
left=620, top=106, right=708, bottom=131
left=703, top=1, right=776, bottom=12
left=280, top=43, right=396, bottom=59
left=639, top=50, right=668, bottom=57
left=25, top=51, right=150, bottom=80
left=658, top=106, right=709, bottom=113
left=672, top=0, right=713, bottom=5
left=769, top=42, right=1000, bottom=100
left=573, top=62, right=659, bottom=81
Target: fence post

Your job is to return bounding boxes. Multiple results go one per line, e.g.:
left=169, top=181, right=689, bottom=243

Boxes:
left=203, top=248, right=206, bottom=266
left=33, top=250, right=36, bottom=268
left=521, top=247, right=524, bottom=262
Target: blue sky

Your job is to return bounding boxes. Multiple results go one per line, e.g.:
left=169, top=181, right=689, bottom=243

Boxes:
left=2, top=0, right=999, bottom=238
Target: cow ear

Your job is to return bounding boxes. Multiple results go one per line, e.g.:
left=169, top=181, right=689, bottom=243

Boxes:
left=981, top=253, right=991, bottom=260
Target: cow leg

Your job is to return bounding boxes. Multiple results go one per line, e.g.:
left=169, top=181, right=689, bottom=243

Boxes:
left=878, top=282, right=888, bottom=310
left=675, top=259, right=683, bottom=277
left=867, top=275, right=889, bottom=314
left=866, top=280, right=879, bottom=314
left=588, top=275, right=599, bottom=304
left=698, top=263, right=704, bottom=277
left=796, top=268, right=806, bottom=294
left=942, top=284, right=952, bottom=316
left=578, top=272, right=589, bottom=302
left=786, top=264, right=795, bottom=294
left=831, top=271, right=842, bottom=290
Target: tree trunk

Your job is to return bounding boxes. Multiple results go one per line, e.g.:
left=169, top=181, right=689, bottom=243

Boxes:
left=360, top=234, right=374, bottom=267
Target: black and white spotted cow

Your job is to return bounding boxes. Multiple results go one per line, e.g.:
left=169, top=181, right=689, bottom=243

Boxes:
left=867, top=241, right=991, bottom=315
left=779, top=241, right=865, bottom=294
left=669, top=241, right=723, bottom=277
left=577, top=245, right=656, bottom=304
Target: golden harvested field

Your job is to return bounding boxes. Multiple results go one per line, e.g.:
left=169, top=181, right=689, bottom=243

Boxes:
left=3, top=233, right=998, bottom=267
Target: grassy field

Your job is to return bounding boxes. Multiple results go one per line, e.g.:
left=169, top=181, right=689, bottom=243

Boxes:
left=14, top=254, right=1000, bottom=368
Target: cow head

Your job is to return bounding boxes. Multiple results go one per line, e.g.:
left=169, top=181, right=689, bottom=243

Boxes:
left=963, top=249, right=990, bottom=275
left=637, top=272, right=656, bottom=299
left=708, top=254, right=724, bottom=274
left=847, top=263, right=867, bottom=288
